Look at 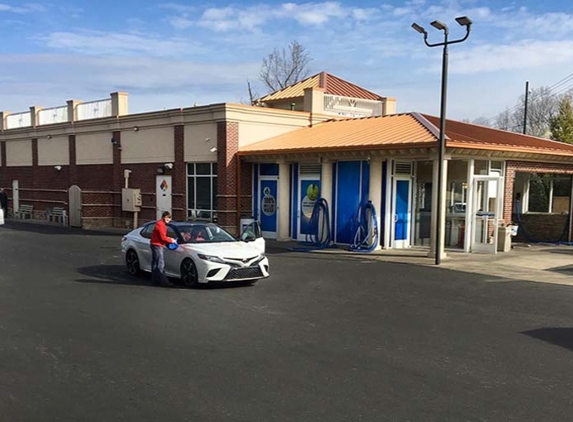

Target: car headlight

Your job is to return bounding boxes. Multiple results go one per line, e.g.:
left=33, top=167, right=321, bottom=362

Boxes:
left=198, top=254, right=225, bottom=264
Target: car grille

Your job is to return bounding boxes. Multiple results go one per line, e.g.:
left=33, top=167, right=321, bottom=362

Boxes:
left=224, top=266, right=263, bottom=281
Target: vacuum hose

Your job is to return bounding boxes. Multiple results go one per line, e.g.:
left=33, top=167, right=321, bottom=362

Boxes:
left=349, top=201, right=379, bottom=252
left=289, top=197, right=333, bottom=251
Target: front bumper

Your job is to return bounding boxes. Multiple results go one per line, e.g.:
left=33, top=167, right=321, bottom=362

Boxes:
left=197, top=257, right=270, bottom=283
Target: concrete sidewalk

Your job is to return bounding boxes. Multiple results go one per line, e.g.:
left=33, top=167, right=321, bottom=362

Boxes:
left=268, top=240, right=573, bottom=287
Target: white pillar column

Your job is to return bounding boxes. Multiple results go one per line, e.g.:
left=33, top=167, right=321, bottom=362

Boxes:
left=438, top=159, right=448, bottom=260
left=278, top=162, right=291, bottom=241
left=464, top=159, right=474, bottom=252
left=429, top=157, right=448, bottom=260
left=369, top=158, right=383, bottom=250
left=383, top=160, right=392, bottom=249
left=321, top=159, right=333, bottom=208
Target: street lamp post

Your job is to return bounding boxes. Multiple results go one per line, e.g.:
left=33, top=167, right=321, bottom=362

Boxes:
left=412, top=16, right=472, bottom=265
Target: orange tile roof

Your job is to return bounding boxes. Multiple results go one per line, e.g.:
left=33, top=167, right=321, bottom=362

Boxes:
left=239, top=113, right=435, bottom=155
left=258, top=71, right=384, bottom=103
left=422, top=114, right=573, bottom=156
left=239, top=112, right=573, bottom=158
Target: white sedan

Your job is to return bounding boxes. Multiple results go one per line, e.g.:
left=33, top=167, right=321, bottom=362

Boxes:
left=121, top=221, right=269, bottom=287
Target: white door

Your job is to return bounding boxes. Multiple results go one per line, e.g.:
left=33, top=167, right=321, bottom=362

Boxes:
left=12, top=180, right=19, bottom=214
left=156, top=175, right=172, bottom=219
left=68, top=185, right=82, bottom=227
left=471, top=176, right=503, bottom=254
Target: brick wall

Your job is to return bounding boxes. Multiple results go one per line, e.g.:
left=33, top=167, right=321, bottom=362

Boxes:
left=217, top=121, right=239, bottom=234
left=506, top=160, right=573, bottom=242
left=1, top=120, right=245, bottom=232
left=512, top=213, right=569, bottom=243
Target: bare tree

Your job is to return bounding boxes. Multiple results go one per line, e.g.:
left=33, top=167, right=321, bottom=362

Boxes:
left=259, top=40, right=311, bottom=93
left=494, top=108, right=514, bottom=132
left=490, top=86, right=560, bottom=137
left=247, top=80, right=259, bottom=105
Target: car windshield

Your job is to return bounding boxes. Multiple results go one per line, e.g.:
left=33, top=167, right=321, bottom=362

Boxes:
left=174, top=223, right=236, bottom=244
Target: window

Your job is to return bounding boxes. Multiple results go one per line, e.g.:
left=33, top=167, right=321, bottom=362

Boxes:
left=527, top=173, right=571, bottom=213
left=187, top=163, right=217, bottom=221
left=140, top=223, right=154, bottom=239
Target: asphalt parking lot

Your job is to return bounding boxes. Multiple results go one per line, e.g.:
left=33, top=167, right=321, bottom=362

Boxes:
left=2, top=219, right=573, bottom=421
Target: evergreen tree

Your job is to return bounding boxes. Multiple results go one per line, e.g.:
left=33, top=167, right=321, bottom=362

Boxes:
left=549, top=95, right=573, bottom=144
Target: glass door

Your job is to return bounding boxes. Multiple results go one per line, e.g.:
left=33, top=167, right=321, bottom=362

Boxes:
left=471, top=176, right=503, bottom=254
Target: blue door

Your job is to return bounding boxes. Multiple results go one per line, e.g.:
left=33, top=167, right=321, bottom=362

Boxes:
left=394, top=179, right=410, bottom=248
left=334, top=161, right=362, bottom=244
left=259, top=178, right=278, bottom=238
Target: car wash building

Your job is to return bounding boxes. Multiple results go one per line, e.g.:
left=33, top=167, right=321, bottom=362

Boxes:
left=239, top=111, right=573, bottom=254
left=2, top=71, right=573, bottom=255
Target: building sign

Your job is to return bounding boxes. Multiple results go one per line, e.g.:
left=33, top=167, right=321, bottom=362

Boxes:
left=261, top=186, right=276, bottom=216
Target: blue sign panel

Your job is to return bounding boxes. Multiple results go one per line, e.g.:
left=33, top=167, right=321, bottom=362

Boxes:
left=299, top=179, right=320, bottom=235
left=395, top=180, right=409, bottom=241
left=260, top=179, right=277, bottom=233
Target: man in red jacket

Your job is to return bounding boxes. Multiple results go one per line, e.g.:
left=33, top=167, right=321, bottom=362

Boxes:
left=151, top=211, right=177, bottom=287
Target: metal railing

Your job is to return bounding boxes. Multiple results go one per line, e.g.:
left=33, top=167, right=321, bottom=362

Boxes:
left=38, top=106, right=68, bottom=125
left=5, top=111, right=32, bottom=129
left=76, top=99, right=112, bottom=120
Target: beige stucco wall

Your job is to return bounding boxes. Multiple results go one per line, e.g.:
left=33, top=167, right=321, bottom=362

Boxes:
left=184, top=123, right=218, bottom=162
left=76, top=133, right=113, bottom=165
left=239, top=121, right=306, bottom=147
left=6, top=140, right=32, bottom=166
left=38, top=136, right=69, bottom=165
left=121, top=127, right=174, bottom=164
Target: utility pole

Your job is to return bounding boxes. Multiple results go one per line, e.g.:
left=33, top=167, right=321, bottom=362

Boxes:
left=523, top=81, right=529, bottom=135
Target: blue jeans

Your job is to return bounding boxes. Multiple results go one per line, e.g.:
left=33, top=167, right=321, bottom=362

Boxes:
left=150, top=245, right=169, bottom=285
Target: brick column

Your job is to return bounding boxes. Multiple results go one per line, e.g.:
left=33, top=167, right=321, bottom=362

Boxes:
left=503, top=164, right=515, bottom=223
left=217, top=121, right=239, bottom=233
left=32, top=138, right=38, bottom=187
left=112, top=131, right=122, bottom=225
left=0, top=142, right=5, bottom=166
left=173, top=125, right=186, bottom=221
left=69, top=134, right=77, bottom=186
left=0, top=141, right=6, bottom=185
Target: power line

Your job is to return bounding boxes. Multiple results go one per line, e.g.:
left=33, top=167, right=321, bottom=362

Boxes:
left=481, top=72, right=573, bottom=126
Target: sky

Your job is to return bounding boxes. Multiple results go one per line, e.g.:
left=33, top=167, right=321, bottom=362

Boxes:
left=1, top=0, right=573, bottom=124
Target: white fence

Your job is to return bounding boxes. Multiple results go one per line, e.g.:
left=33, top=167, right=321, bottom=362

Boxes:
left=4, top=98, right=113, bottom=129
left=76, top=99, right=112, bottom=120
left=38, top=106, right=68, bottom=125
left=5, top=112, right=32, bottom=129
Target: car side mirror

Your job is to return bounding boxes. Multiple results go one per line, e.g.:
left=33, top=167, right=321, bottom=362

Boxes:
left=241, top=232, right=256, bottom=242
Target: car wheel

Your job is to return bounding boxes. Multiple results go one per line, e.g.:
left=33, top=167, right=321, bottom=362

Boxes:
left=180, top=258, right=198, bottom=288
left=126, top=249, right=141, bottom=276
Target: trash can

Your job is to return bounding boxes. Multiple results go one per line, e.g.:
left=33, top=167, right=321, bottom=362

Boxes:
left=497, top=226, right=512, bottom=252
left=240, top=217, right=255, bottom=232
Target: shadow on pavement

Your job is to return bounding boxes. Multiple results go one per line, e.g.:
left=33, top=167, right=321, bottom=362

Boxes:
left=547, top=265, right=573, bottom=275
left=1, top=220, right=126, bottom=237
left=76, top=265, right=257, bottom=290
left=77, top=265, right=155, bottom=287
left=521, top=327, right=573, bottom=352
